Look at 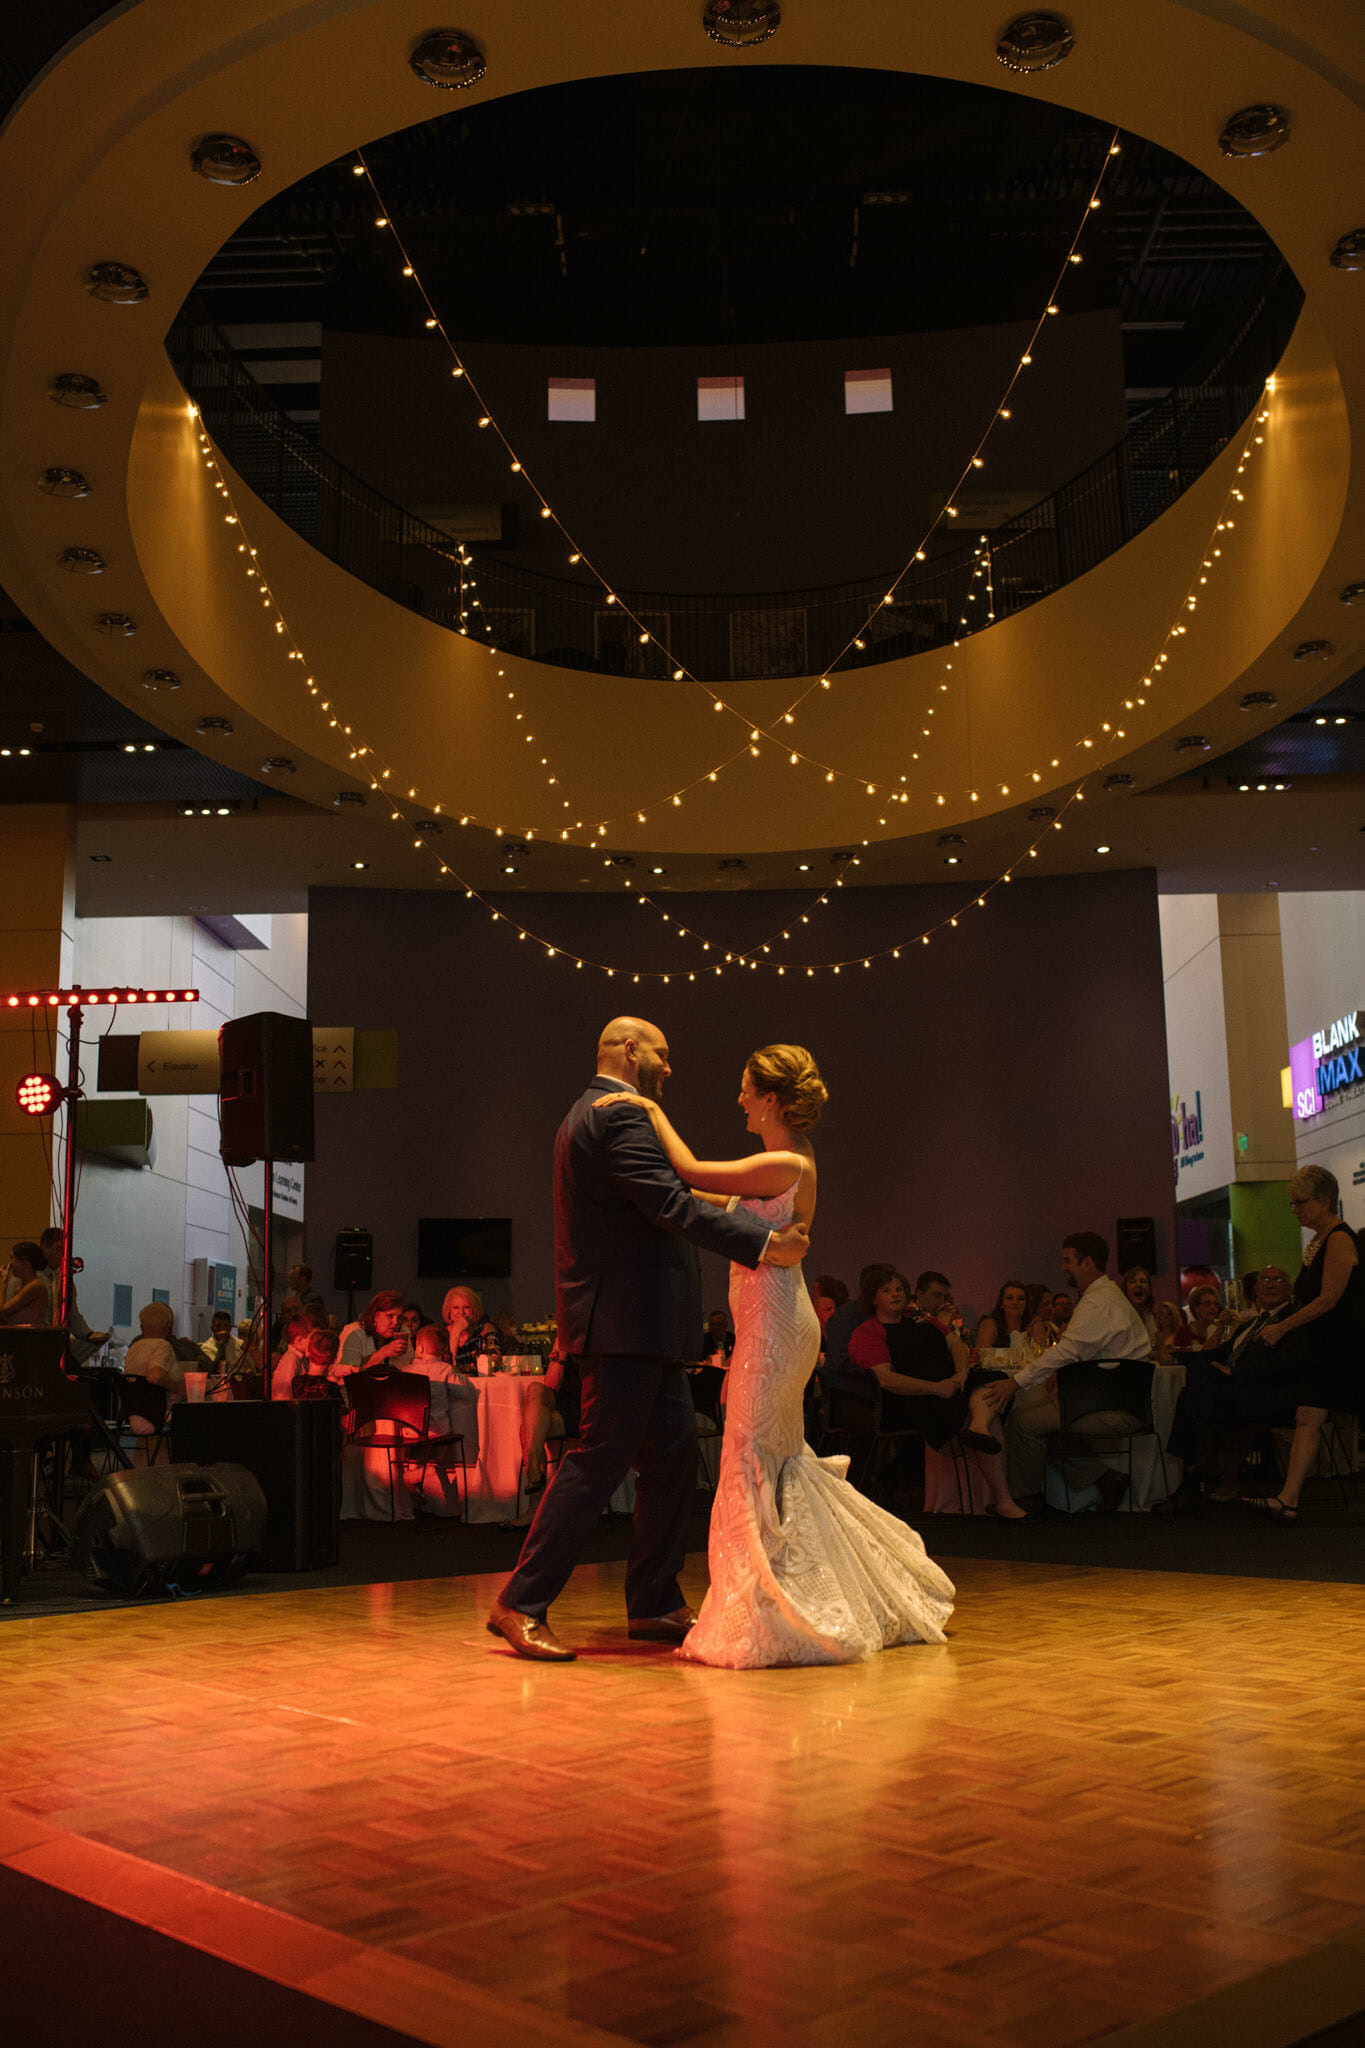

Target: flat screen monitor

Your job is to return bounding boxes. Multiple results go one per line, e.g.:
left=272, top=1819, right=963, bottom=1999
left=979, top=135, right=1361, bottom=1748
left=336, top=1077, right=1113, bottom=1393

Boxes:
left=417, top=1216, right=512, bottom=1279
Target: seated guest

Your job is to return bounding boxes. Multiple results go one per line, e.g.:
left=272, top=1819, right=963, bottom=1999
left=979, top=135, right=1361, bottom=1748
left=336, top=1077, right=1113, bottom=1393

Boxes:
left=413, top=1320, right=450, bottom=1365
left=200, top=1309, right=243, bottom=1374
left=298, top=1328, right=341, bottom=1389
left=1121, top=1265, right=1160, bottom=1344
left=975, top=1280, right=1031, bottom=1351
left=0, top=1242, right=52, bottom=1325
left=849, top=1267, right=1024, bottom=1518
left=1051, top=1290, right=1073, bottom=1331
left=702, top=1306, right=734, bottom=1359
left=400, top=1322, right=480, bottom=1515
left=1177, top=1282, right=1225, bottom=1350
left=335, top=1290, right=409, bottom=1373
left=820, top=1263, right=883, bottom=1372
left=1006, top=1232, right=1153, bottom=1511
left=1025, top=1282, right=1057, bottom=1347
left=1167, top=1266, right=1296, bottom=1499
left=1241, top=1167, right=1364, bottom=1523
left=493, top=1310, right=522, bottom=1352
left=400, top=1303, right=432, bottom=1343
left=124, top=1300, right=186, bottom=1399
left=271, top=1312, right=315, bottom=1400
left=443, top=1285, right=501, bottom=1373
left=810, top=1275, right=848, bottom=1329
left=1152, top=1298, right=1185, bottom=1365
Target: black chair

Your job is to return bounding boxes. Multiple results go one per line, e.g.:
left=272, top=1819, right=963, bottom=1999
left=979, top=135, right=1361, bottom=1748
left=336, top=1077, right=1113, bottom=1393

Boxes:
left=117, top=1378, right=171, bottom=1464
left=812, top=1369, right=880, bottom=1491
left=344, top=1368, right=432, bottom=1520
left=689, top=1366, right=725, bottom=1493
left=1046, top=1356, right=1168, bottom=1513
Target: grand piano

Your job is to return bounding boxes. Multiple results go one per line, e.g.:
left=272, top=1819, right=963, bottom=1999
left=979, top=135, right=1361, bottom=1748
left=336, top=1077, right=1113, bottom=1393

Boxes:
left=0, top=1329, right=93, bottom=1602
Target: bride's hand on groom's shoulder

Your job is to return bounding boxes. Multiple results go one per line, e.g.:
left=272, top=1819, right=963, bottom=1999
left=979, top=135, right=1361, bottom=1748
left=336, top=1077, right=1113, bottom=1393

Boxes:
left=593, top=1090, right=653, bottom=1114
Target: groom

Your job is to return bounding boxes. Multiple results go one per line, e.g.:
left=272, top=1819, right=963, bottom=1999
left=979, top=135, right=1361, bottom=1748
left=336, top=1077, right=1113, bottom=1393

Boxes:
left=487, top=1016, right=808, bottom=1661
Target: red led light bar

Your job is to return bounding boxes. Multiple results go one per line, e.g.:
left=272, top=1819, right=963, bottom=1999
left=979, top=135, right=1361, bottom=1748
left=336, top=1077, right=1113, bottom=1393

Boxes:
left=5, top=987, right=199, bottom=1007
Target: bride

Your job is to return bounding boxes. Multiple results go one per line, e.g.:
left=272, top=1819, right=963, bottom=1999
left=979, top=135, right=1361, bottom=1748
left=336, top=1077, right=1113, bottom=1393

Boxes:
left=596, top=1043, right=954, bottom=1669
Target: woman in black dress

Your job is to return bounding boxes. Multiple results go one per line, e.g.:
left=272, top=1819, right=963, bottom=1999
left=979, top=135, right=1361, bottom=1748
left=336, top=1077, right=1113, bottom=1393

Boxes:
left=1242, top=1165, right=1363, bottom=1523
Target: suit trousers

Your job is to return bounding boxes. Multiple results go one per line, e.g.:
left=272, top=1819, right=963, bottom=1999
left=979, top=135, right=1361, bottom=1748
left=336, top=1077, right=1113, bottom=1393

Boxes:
left=501, top=1355, right=699, bottom=1622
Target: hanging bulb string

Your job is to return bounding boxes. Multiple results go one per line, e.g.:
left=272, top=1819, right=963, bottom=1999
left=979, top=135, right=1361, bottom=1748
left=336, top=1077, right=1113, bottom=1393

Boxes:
left=192, top=403, right=1088, bottom=977
left=352, top=136, right=1122, bottom=822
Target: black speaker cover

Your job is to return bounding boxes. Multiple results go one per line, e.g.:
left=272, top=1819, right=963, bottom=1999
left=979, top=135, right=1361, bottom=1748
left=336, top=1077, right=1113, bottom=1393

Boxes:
left=170, top=1400, right=341, bottom=1571
left=1116, top=1215, right=1160, bottom=1275
left=334, top=1227, right=373, bottom=1291
left=73, top=1462, right=268, bottom=1596
left=218, top=1011, right=315, bottom=1168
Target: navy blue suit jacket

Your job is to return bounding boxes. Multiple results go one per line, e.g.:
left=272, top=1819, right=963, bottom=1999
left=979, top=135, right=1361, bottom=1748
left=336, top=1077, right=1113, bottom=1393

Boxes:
left=554, top=1079, right=770, bottom=1359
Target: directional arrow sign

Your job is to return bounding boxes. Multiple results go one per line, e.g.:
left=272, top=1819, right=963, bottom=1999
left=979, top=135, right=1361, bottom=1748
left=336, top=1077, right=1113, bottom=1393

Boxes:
left=312, top=1026, right=354, bottom=1092
left=136, top=1030, right=221, bottom=1096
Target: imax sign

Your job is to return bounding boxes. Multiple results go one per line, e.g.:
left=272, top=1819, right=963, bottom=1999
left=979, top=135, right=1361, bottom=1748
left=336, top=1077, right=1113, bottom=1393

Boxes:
left=1289, top=1008, right=1362, bottom=1122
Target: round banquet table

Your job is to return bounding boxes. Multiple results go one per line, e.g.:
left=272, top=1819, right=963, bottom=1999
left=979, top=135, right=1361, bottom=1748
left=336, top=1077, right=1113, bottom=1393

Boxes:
left=457, top=1366, right=636, bottom=1524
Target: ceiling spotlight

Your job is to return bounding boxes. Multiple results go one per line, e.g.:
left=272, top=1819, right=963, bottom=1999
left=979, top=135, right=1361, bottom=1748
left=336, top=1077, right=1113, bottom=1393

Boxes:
left=49, top=372, right=107, bottom=409
left=1329, top=229, right=1365, bottom=272
left=943, top=856, right=960, bottom=866
left=1240, top=690, right=1277, bottom=709
left=89, top=853, right=111, bottom=863
left=1218, top=104, right=1291, bottom=158
left=995, top=11, right=1074, bottom=72
left=413, top=818, right=443, bottom=834
left=1094, top=844, right=1112, bottom=855
left=1339, top=582, right=1365, bottom=606
left=1102, top=773, right=1134, bottom=790
left=797, top=862, right=810, bottom=871
left=195, top=715, right=232, bottom=737
left=260, top=755, right=296, bottom=775
left=1293, top=640, right=1334, bottom=660
left=333, top=790, right=367, bottom=809
left=58, top=546, right=104, bottom=575
left=190, top=133, right=261, bottom=185
left=650, top=865, right=666, bottom=875
left=95, top=612, right=136, bottom=636
left=1028, top=805, right=1056, bottom=821
left=409, top=28, right=486, bottom=88
left=350, top=860, right=369, bottom=871
left=141, top=668, right=181, bottom=692
left=39, top=467, right=91, bottom=498
left=1175, top=734, right=1211, bottom=752
left=703, top=0, right=781, bottom=46
left=86, top=261, right=149, bottom=305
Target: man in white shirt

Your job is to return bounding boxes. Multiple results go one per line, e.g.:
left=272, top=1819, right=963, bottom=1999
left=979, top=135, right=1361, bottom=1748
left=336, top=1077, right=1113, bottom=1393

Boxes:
left=1007, top=1231, right=1154, bottom=1508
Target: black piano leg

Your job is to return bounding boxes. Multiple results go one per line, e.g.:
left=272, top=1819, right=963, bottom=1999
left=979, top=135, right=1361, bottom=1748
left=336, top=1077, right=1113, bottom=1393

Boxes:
left=1, top=1449, right=23, bottom=1605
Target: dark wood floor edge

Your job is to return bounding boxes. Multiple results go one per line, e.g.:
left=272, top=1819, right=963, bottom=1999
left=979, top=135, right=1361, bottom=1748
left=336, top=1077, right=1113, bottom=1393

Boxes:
left=1094, top=1934, right=1365, bottom=2047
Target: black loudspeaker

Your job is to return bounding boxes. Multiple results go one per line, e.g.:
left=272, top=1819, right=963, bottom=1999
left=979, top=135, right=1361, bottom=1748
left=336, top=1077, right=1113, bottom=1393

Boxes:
left=334, top=1227, right=373, bottom=1292
left=170, top=1400, right=341, bottom=1571
left=1116, top=1215, right=1160, bottom=1275
left=72, top=1463, right=268, bottom=1596
left=218, top=1011, right=315, bottom=1168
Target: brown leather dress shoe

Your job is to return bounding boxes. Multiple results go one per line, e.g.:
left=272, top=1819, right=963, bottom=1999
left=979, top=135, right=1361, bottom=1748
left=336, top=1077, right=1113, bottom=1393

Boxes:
left=486, top=1599, right=577, bottom=1661
left=627, top=1606, right=698, bottom=1643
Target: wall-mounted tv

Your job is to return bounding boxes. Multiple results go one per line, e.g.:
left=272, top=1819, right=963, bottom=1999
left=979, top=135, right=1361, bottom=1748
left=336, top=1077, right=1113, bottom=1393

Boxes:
left=417, top=1216, right=512, bottom=1279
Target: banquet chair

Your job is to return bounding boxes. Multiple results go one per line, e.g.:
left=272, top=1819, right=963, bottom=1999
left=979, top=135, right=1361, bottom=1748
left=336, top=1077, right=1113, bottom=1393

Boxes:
left=812, top=1369, right=881, bottom=1492
left=117, top=1378, right=171, bottom=1465
left=1046, top=1356, right=1167, bottom=1513
left=345, top=1369, right=433, bottom=1521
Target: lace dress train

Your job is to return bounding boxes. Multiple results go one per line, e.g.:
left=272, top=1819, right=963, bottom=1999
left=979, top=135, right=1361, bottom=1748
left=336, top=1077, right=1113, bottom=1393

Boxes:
left=679, top=1190, right=955, bottom=1669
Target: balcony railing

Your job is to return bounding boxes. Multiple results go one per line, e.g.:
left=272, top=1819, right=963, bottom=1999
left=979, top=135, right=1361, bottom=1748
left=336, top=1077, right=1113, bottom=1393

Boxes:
left=168, top=265, right=1302, bottom=683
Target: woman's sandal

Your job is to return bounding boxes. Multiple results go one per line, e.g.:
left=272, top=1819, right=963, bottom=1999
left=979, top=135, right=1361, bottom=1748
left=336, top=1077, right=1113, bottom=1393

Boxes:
left=985, top=1503, right=1030, bottom=1521
left=1241, top=1493, right=1298, bottom=1524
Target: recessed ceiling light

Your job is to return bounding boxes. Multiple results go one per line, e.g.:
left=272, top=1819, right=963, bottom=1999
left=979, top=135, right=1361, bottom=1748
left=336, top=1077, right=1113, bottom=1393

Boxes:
left=797, top=862, right=810, bottom=871
left=651, top=866, right=665, bottom=875
left=350, top=860, right=368, bottom=870
left=1094, top=844, right=1112, bottom=854
left=89, top=853, right=111, bottom=863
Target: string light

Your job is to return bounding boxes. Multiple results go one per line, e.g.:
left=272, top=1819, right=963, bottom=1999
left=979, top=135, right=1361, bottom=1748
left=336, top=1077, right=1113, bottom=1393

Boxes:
left=347, top=137, right=1124, bottom=820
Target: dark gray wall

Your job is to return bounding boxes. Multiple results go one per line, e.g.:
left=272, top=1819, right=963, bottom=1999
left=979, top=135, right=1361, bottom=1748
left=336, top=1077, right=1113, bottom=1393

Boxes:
left=306, top=868, right=1172, bottom=1327
left=320, top=311, right=1124, bottom=593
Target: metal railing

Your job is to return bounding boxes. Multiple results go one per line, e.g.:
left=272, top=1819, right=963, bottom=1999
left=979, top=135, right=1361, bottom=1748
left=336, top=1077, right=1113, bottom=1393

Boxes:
left=167, top=265, right=1302, bottom=682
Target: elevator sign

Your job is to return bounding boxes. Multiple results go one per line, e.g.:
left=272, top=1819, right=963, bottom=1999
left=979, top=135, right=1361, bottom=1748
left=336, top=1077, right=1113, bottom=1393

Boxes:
left=1289, top=1008, right=1362, bottom=1121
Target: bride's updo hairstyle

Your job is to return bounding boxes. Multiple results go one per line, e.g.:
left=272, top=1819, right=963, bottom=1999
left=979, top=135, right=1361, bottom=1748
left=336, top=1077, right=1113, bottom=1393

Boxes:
left=746, top=1044, right=827, bottom=1132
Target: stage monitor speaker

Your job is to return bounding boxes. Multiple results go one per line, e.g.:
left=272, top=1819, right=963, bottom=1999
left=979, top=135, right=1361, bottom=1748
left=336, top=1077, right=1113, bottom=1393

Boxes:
left=1116, top=1215, right=1159, bottom=1275
left=219, top=1011, right=315, bottom=1168
left=334, top=1227, right=373, bottom=1292
left=169, top=1400, right=341, bottom=1571
left=72, top=1463, right=267, bottom=1596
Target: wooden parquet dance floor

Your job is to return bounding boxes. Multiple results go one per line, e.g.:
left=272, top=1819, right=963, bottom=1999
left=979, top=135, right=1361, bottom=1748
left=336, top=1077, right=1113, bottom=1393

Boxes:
left=6, top=1554, right=1365, bottom=2048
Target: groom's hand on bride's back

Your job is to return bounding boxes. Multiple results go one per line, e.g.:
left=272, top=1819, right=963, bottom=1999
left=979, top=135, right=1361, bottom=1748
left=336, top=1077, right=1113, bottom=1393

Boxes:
left=761, top=1222, right=809, bottom=1267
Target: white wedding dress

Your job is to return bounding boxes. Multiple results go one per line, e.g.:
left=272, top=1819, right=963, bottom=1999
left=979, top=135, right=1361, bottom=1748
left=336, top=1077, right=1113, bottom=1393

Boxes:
left=679, top=1188, right=956, bottom=1668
